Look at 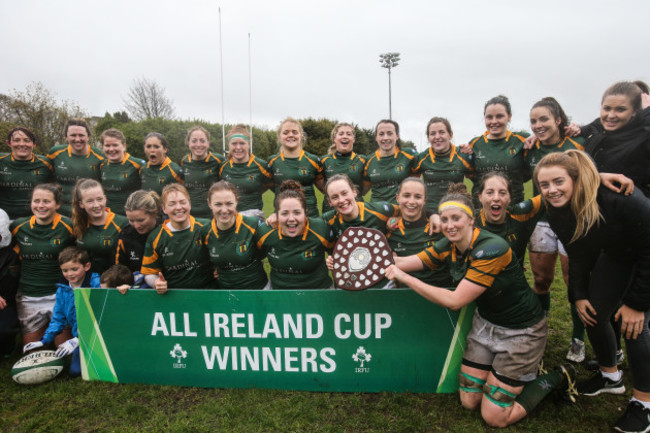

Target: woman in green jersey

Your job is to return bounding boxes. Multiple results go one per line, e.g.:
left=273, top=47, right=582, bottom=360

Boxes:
left=219, top=125, right=273, bottom=220
left=71, top=178, right=129, bottom=274
left=47, top=118, right=104, bottom=216
left=140, top=132, right=184, bottom=196
left=256, top=180, right=333, bottom=290
left=387, top=178, right=452, bottom=288
left=412, top=117, right=472, bottom=213
left=387, top=184, right=575, bottom=428
left=99, top=128, right=144, bottom=214
left=363, top=119, right=416, bottom=204
left=10, top=184, right=75, bottom=344
left=465, top=96, right=529, bottom=207
left=267, top=118, right=325, bottom=217
left=203, top=181, right=269, bottom=290
left=320, top=123, right=367, bottom=213
left=180, top=126, right=224, bottom=219
left=141, top=183, right=214, bottom=292
left=0, top=127, right=53, bottom=219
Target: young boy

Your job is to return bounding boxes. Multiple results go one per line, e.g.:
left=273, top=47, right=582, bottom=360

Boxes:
left=100, top=264, right=135, bottom=293
left=22, top=246, right=100, bottom=377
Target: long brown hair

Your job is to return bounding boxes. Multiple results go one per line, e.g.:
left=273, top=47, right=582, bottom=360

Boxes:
left=72, top=178, right=105, bottom=239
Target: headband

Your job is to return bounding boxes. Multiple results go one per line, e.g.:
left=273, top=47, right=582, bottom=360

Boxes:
left=438, top=201, right=473, bottom=217
left=229, top=134, right=250, bottom=142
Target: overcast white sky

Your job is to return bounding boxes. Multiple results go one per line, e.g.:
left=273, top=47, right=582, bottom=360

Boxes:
left=2, top=0, right=649, bottom=151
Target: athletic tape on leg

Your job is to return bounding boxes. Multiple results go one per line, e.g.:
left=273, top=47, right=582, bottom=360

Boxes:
left=483, top=383, right=516, bottom=408
left=458, top=372, right=486, bottom=393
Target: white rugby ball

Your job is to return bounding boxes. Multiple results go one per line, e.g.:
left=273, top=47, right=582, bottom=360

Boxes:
left=11, top=350, right=65, bottom=385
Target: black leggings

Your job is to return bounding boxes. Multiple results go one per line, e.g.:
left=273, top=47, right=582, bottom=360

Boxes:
left=586, top=253, right=650, bottom=393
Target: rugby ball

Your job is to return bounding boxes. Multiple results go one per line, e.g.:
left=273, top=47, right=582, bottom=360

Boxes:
left=11, top=350, right=65, bottom=385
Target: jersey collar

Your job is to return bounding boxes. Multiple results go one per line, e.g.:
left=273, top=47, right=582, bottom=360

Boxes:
left=280, top=150, right=305, bottom=161
left=148, top=156, right=172, bottom=170
left=482, top=130, right=513, bottom=141
left=211, top=213, right=242, bottom=238
left=30, top=213, right=64, bottom=229
left=277, top=217, right=310, bottom=240
left=66, top=144, right=91, bottom=157
left=374, top=148, right=399, bottom=160
left=451, top=227, right=481, bottom=263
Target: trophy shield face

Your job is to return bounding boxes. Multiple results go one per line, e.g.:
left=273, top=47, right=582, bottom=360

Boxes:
left=332, top=227, right=394, bottom=291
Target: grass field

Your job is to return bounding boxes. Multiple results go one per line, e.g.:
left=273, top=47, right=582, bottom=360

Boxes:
left=0, top=187, right=634, bottom=432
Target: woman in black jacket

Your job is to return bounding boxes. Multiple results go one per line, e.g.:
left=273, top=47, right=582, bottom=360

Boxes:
left=535, top=149, right=650, bottom=433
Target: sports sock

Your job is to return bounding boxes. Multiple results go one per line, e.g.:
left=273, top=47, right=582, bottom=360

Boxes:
left=515, top=369, right=564, bottom=413
left=630, top=398, right=650, bottom=410
left=537, top=293, right=550, bottom=313
left=601, top=370, right=622, bottom=381
left=570, top=304, right=585, bottom=340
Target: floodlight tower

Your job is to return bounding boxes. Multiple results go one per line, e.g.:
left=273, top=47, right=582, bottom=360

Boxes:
left=379, top=52, right=400, bottom=119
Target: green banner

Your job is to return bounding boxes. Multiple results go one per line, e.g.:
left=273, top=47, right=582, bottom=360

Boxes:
left=75, top=288, right=474, bottom=393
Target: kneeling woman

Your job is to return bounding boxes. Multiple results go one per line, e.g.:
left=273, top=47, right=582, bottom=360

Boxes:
left=141, top=184, right=215, bottom=292
left=535, top=150, right=650, bottom=432
left=385, top=184, right=574, bottom=428
left=203, top=181, right=269, bottom=290
left=256, top=180, right=333, bottom=290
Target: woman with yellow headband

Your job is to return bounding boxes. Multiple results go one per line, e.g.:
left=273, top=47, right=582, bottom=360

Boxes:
left=219, top=125, right=273, bottom=220
left=386, top=183, right=575, bottom=428
left=180, top=126, right=224, bottom=219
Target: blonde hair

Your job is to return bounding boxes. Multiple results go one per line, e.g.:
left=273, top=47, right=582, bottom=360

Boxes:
left=225, top=124, right=251, bottom=160
left=328, top=122, right=355, bottom=155
left=533, top=150, right=602, bottom=243
left=161, top=183, right=191, bottom=205
left=124, top=190, right=161, bottom=216
left=276, top=117, right=306, bottom=150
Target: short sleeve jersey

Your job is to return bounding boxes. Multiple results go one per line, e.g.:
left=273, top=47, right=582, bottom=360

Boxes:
left=386, top=216, right=452, bottom=287
left=141, top=157, right=184, bottom=196
left=475, top=195, right=545, bottom=269
left=76, top=210, right=129, bottom=274
left=268, top=150, right=324, bottom=217
left=141, top=216, right=215, bottom=289
left=0, top=153, right=53, bottom=219
left=320, top=151, right=367, bottom=213
left=363, top=148, right=416, bottom=204
left=412, top=146, right=473, bottom=212
left=325, top=201, right=397, bottom=239
left=525, top=137, right=585, bottom=195
left=181, top=152, right=224, bottom=218
left=468, top=131, right=529, bottom=206
left=417, top=228, right=543, bottom=329
left=219, top=155, right=273, bottom=212
left=10, top=214, right=76, bottom=297
left=256, top=217, right=333, bottom=290
left=203, top=213, right=268, bottom=290
left=47, top=144, right=105, bottom=216
left=100, top=153, right=144, bottom=214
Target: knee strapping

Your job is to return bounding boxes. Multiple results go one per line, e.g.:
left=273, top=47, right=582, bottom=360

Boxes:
left=483, top=383, right=516, bottom=408
left=458, top=372, right=486, bottom=393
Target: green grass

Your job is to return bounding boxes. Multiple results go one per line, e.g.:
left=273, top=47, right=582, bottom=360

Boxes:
left=0, top=183, right=633, bottom=432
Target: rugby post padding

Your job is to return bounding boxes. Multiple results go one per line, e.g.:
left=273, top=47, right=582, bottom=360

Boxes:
left=75, top=288, right=473, bottom=393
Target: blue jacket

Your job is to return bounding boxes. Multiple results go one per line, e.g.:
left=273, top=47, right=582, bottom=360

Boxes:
left=41, top=272, right=101, bottom=344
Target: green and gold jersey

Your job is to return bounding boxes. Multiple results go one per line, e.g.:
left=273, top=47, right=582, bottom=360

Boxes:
left=256, top=217, right=333, bottom=290
left=47, top=144, right=105, bottom=216
left=363, top=148, right=415, bottom=204
left=219, top=155, right=273, bottom=212
left=387, top=216, right=452, bottom=287
left=417, top=228, right=543, bottom=329
left=320, top=151, right=367, bottom=213
left=10, top=214, right=75, bottom=297
left=475, top=195, right=544, bottom=269
left=100, top=153, right=144, bottom=214
left=268, top=150, right=324, bottom=217
left=468, top=131, right=529, bottom=206
left=324, top=201, right=397, bottom=239
left=140, top=157, right=184, bottom=196
left=412, top=146, right=473, bottom=212
left=0, top=153, right=53, bottom=219
left=203, top=213, right=268, bottom=290
left=76, top=210, right=129, bottom=274
left=181, top=152, right=224, bottom=219
left=141, top=216, right=215, bottom=289
left=525, top=136, right=585, bottom=195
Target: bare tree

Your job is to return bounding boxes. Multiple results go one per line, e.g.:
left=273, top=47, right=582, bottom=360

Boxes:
left=123, top=78, right=175, bottom=121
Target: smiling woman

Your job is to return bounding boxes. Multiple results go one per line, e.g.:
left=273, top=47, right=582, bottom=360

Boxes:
left=140, top=132, right=184, bottom=196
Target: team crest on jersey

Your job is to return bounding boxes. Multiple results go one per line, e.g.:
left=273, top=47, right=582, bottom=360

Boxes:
left=236, top=241, right=249, bottom=255
left=508, top=147, right=517, bottom=156
left=121, top=172, right=129, bottom=179
left=102, top=238, right=112, bottom=247
left=32, top=169, right=41, bottom=176
left=507, top=233, right=517, bottom=243
left=349, top=164, right=357, bottom=172
left=394, top=164, right=405, bottom=173
left=302, top=249, right=314, bottom=260
left=195, top=239, right=203, bottom=247
left=50, top=238, right=61, bottom=246
left=248, top=174, right=256, bottom=181
left=158, top=177, right=166, bottom=184
left=299, top=168, right=308, bottom=176
left=205, top=169, right=213, bottom=175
